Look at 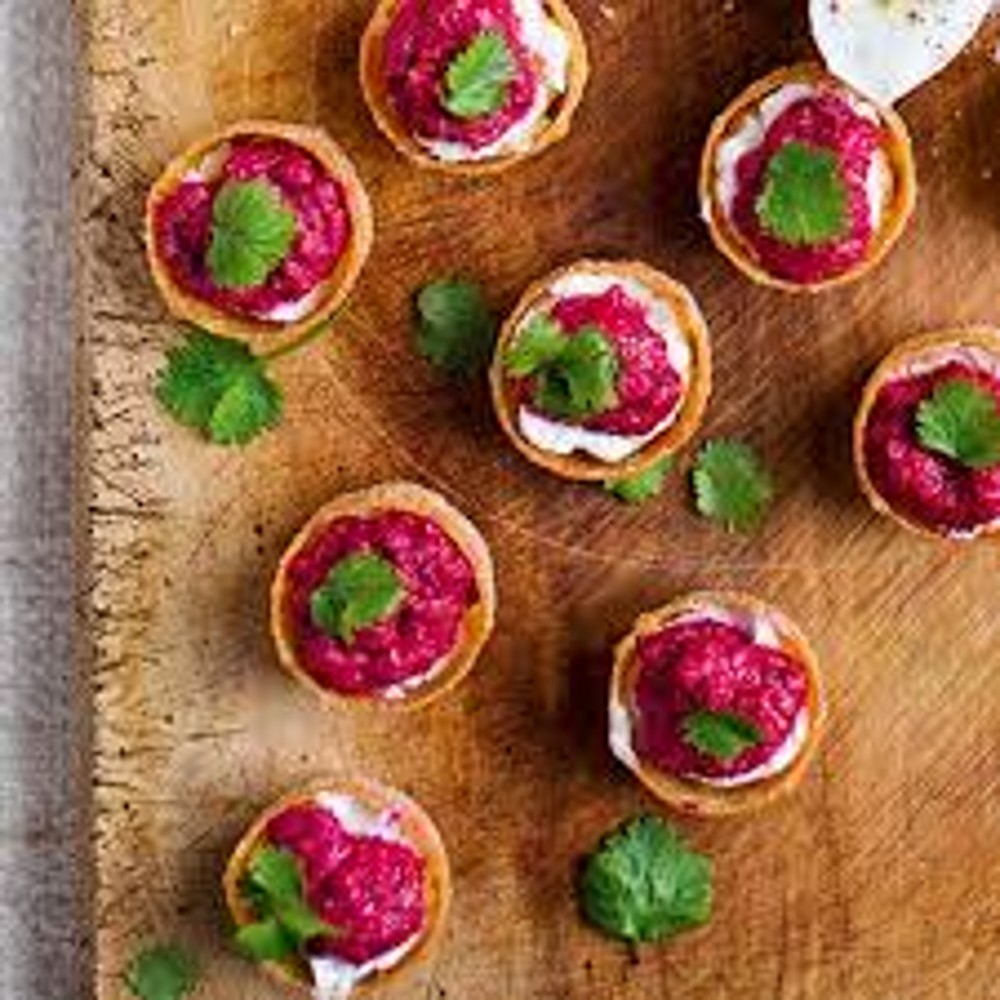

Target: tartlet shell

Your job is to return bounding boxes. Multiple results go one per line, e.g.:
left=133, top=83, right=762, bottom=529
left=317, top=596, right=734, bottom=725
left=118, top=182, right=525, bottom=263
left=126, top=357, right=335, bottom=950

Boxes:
left=358, top=0, right=589, bottom=175
left=489, top=258, right=713, bottom=482
left=853, top=327, right=1000, bottom=541
left=145, top=119, right=373, bottom=342
left=610, top=590, right=826, bottom=818
left=223, top=776, right=451, bottom=993
left=698, top=63, right=917, bottom=294
left=271, top=482, right=496, bottom=710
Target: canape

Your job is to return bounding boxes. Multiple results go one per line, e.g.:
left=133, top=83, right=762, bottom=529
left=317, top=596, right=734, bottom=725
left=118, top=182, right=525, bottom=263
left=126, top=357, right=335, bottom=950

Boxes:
left=699, top=63, right=916, bottom=292
left=489, top=259, right=712, bottom=482
left=146, top=120, right=373, bottom=339
left=224, top=778, right=450, bottom=998
left=609, top=592, right=825, bottom=818
left=359, top=0, right=589, bottom=174
left=854, top=328, right=1000, bottom=540
left=271, top=483, right=496, bottom=709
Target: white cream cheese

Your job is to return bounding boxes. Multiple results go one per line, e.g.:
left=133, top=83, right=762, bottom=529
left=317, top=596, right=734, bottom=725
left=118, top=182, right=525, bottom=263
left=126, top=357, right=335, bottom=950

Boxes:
left=514, top=270, right=695, bottom=463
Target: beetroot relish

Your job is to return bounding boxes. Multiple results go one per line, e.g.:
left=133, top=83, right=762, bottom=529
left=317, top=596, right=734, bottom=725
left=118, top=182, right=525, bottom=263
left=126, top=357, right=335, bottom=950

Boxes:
left=633, top=618, right=808, bottom=780
left=512, top=285, right=683, bottom=435
left=730, top=91, right=885, bottom=284
left=265, top=803, right=426, bottom=965
left=864, top=361, right=1000, bottom=534
left=153, top=137, right=350, bottom=319
left=285, top=512, right=478, bottom=694
left=382, top=0, right=541, bottom=150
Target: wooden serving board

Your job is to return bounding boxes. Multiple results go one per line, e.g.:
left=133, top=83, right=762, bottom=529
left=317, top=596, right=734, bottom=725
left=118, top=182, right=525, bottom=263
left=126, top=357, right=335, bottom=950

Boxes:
left=78, top=2, right=1000, bottom=998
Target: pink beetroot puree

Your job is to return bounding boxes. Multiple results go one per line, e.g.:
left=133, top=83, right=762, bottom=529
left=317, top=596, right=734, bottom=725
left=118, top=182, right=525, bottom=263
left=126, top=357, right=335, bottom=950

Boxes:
left=633, top=617, right=808, bottom=781
left=382, top=0, right=541, bottom=150
left=285, top=512, right=477, bottom=694
left=153, top=137, right=350, bottom=319
left=266, top=803, right=426, bottom=965
left=513, top=284, right=683, bottom=434
left=730, top=91, right=885, bottom=284
left=864, top=361, right=1000, bottom=534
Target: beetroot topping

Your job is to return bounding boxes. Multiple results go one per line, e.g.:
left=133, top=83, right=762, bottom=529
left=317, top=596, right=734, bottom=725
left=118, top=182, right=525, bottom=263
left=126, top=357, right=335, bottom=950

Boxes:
left=265, top=802, right=427, bottom=965
left=153, top=136, right=350, bottom=319
left=864, top=360, right=1000, bottom=534
left=632, top=616, right=808, bottom=782
left=284, top=511, right=478, bottom=695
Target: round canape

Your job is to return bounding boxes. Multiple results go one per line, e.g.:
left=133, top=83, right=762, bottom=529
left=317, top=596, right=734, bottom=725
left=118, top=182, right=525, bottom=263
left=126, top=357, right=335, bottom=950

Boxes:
left=699, top=63, right=916, bottom=293
left=359, top=0, right=589, bottom=174
left=224, top=777, right=450, bottom=997
left=609, top=592, right=825, bottom=818
left=489, top=259, right=712, bottom=482
left=854, top=328, right=1000, bottom=540
left=145, top=120, right=373, bottom=340
left=271, top=482, right=496, bottom=710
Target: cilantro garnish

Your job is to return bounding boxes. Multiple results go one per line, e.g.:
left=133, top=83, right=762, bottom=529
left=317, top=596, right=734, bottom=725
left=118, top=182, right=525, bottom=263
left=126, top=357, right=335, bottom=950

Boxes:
left=915, top=378, right=1000, bottom=469
left=755, top=142, right=848, bottom=247
left=578, top=815, right=712, bottom=944
left=309, top=552, right=405, bottom=643
left=604, top=457, right=674, bottom=504
left=691, top=438, right=774, bottom=533
left=206, top=179, right=297, bottom=290
left=124, top=944, right=199, bottom=1000
left=443, top=31, right=516, bottom=120
left=682, top=710, right=762, bottom=762
left=415, top=278, right=498, bottom=376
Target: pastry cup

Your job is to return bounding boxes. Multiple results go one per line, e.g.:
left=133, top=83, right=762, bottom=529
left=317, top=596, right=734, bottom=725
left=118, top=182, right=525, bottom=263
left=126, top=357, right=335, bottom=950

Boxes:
left=699, top=63, right=917, bottom=294
left=853, top=327, right=1000, bottom=541
left=610, top=591, right=826, bottom=818
left=489, top=259, right=712, bottom=482
left=271, top=482, right=496, bottom=710
left=359, top=0, right=589, bottom=175
left=223, top=776, right=451, bottom=994
left=145, top=119, right=373, bottom=341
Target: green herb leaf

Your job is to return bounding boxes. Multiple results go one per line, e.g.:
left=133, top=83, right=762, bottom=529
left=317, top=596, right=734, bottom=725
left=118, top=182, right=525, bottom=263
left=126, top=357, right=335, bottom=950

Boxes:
left=125, top=945, right=199, bottom=1000
left=415, top=279, right=498, bottom=376
left=579, top=815, right=712, bottom=944
left=309, top=552, right=405, bottom=643
left=755, top=142, right=848, bottom=247
left=234, top=918, right=295, bottom=963
left=692, top=438, right=774, bottom=533
left=443, top=31, right=516, bottom=120
left=156, top=329, right=283, bottom=446
left=206, top=179, right=296, bottom=289
left=915, top=378, right=1000, bottom=470
left=604, top=457, right=674, bottom=504
left=503, top=316, right=568, bottom=376
left=682, top=710, right=762, bottom=761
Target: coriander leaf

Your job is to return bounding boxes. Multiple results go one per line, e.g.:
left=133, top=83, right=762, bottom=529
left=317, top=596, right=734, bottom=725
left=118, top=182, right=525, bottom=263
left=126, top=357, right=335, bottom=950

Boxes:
left=443, top=31, right=516, bottom=120
left=234, top=918, right=295, bottom=963
left=682, top=710, right=762, bottom=762
left=503, top=316, right=567, bottom=377
left=244, top=845, right=304, bottom=904
left=125, top=945, right=199, bottom=1000
left=579, top=815, right=712, bottom=944
left=415, top=279, right=498, bottom=376
left=156, top=329, right=283, bottom=446
left=309, top=552, right=404, bottom=643
left=692, top=438, right=774, bottom=533
left=755, top=142, right=848, bottom=247
left=534, top=327, right=619, bottom=420
left=605, top=457, right=674, bottom=504
left=206, top=179, right=296, bottom=289
left=916, top=378, right=1000, bottom=469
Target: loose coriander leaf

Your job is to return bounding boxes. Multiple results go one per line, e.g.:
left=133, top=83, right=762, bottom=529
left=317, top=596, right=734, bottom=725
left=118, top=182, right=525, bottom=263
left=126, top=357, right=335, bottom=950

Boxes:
left=682, top=709, right=762, bottom=761
left=579, top=815, right=712, bottom=943
left=234, top=918, right=296, bottom=963
left=206, top=179, right=296, bottom=289
left=415, top=279, right=498, bottom=375
left=605, top=457, right=675, bottom=504
left=125, top=945, right=199, bottom=1000
left=916, top=378, right=1000, bottom=469
left=309, top=552, right=404, bottom=643
left=503, top=316, right=567, bottom=377
left=535, top=327, right=619, bottom=419
left=443, top=31, right=516, bottom=120
left=206, top=363, right=283, bottom=445
left=692, top=438, right=774, bottom=533
left=755, top=142, right=848, bottom=246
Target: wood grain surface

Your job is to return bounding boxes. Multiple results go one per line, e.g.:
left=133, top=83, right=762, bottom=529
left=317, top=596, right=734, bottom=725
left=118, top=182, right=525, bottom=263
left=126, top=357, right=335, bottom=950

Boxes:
left=77, top=2, right=1000, bottom=998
